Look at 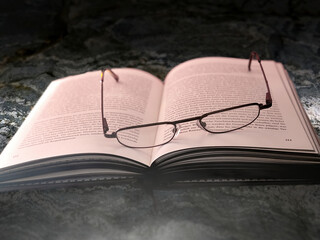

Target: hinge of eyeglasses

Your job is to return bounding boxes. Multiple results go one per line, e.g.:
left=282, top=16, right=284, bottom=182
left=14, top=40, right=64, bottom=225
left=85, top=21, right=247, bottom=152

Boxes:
left=104, top=132, right=117, bottom=138
left=266, top=92, right=272, bottom=106
left=103, top=117, right=109, bottom=133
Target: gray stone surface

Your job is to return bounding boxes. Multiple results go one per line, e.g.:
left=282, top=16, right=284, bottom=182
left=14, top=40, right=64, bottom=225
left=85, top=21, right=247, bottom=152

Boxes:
left=1, top=184, right=320, bottom=240
left=0, top=1, right=319, bottom=239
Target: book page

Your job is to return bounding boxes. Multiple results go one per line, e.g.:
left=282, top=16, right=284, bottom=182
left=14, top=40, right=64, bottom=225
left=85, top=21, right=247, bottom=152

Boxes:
left=0, top=68, right=163, bottom=169
left=151, top=57, right=316, bottom=162
left=276, top=63, right=320, bottom=153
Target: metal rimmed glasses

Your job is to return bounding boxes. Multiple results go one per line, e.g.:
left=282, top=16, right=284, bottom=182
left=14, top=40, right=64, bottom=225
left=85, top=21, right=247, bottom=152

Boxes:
left=100, top=51, right=272, bottom=148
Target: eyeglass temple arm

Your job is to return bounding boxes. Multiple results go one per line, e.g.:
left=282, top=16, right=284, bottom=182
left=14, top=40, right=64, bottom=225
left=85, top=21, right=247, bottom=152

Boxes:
left=101, top=69, right=119, bottom=138
left=248, top=51, right=272, bottom=109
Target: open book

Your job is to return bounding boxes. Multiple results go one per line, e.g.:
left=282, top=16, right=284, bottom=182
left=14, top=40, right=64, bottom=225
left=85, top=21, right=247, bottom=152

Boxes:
left=0, top=55, right=319, bottom=190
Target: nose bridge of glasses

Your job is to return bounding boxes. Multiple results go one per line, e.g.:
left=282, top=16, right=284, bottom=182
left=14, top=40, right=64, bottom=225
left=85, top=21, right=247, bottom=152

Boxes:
left=170, top=118, right=207, bottom=138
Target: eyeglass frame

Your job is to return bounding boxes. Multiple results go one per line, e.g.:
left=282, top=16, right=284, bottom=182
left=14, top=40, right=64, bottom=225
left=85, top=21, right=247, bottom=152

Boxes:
left=100, top=51, right=272, bottom=148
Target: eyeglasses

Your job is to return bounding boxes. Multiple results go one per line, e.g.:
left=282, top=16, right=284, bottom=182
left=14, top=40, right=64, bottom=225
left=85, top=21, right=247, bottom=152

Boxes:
left=100, top=51, right=272, bottom=148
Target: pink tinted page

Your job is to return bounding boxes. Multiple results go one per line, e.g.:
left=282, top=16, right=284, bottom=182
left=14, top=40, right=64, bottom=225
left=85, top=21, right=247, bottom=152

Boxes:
left=0, top=69, right=163, bottom=168
left=151, top=57, right=315, bottom=162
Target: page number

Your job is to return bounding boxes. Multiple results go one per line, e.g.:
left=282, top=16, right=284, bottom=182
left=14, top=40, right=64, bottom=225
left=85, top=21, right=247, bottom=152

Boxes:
left=285, top=138, right=292, bottom=142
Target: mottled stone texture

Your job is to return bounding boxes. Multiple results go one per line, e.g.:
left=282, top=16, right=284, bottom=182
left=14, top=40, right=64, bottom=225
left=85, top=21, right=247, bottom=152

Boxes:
left=0, top=1, right=320, bottom=239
